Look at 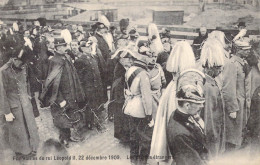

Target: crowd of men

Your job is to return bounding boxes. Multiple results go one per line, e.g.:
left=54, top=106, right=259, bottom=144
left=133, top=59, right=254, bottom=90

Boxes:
left=0, top=15, right=259, bottom=165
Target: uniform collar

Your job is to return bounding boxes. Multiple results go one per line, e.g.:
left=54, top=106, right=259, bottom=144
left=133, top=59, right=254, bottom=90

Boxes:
left=205, top=74, right=217, bottom=86
left=232, top=55, right=245, bottom=65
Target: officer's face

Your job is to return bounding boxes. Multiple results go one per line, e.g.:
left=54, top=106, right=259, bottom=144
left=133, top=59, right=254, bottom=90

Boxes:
left=13, top=58, right=24, bottom=68
left=200, top=27, right=207, bottom=36
left=70, top=42, right=79, bottom=52
left=119, top=58, right=133, bottom=70
left=205, top=65, right=223, bottom=78
left=24, top=30, right=30, bottom=38
left=81, top=46, right=92, bottom=54
left=147, top=54, right=158, bottom=65
left=56, top=45, right=67, bottom=54
left=237, top=48, right=251, bottom=59
left=186, top=102, right=204, bottom=116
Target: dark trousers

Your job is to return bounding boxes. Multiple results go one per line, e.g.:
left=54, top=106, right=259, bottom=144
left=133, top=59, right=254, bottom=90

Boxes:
left=129, top=116, right=151, bottom=165
left=112, top=103, right=130, bottom=142
left=59, top=128, right=71, bottom=141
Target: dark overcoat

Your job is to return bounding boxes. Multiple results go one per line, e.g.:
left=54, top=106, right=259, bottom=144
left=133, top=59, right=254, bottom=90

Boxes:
left=202, top=75, right=225, bottom=157
left=39, top=53, right=85, bottom=128
left=33, top=36, right=50, bottom=83
left=167, top=110, right=209, bottom=165
left=243, top=86, right=260, bottom=155
left=94, top=33, right=114, bottom=86
left=222, top=55, right=251, bottom=146
left=0, top=61, right=39, bottom=155
left=74, top=53, right=105, bottom=109
left=109, top=62, right=130, bottom=140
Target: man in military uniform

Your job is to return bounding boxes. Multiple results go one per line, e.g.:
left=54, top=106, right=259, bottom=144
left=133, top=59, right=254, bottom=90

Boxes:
left=39, top=37, right=86, bottom=147
left=94, top=22, right=110, bottom=101
left=222, top=40, right=252, bottom=151
left=74, top=37, right=106, bottom=130
left=167, top=69, right=208, bottom=165
left=0, top=45, right=39, bottom=161
left=123, top=45, right=153, bottom=165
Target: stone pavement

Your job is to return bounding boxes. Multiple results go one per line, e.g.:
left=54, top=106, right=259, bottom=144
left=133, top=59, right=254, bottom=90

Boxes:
left=2, top=106, right=158, bottom=165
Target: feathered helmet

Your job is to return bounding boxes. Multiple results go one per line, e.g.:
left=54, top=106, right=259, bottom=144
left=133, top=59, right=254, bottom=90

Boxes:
left=200, top=38, right=225, bottom=68
left=208, top=31, right=226, bottom=48
left=147, top=23, right=164, bottom=54
left=60, top=29, right=72, bottom=45
left=176, top=69, right=205, bottom=104
left=166, top=41, right=196, bottom=73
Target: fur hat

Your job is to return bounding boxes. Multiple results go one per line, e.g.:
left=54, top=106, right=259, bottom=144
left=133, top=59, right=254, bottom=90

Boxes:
left=119, top=18, right=129, bottom=32
left=238, top=22, right=246, bottom=28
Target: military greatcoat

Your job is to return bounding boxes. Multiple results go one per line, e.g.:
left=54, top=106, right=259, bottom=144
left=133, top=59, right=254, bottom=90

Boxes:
left=222, top=55, right=251, bottom=146
left=0, top=60, right=39, bottom=155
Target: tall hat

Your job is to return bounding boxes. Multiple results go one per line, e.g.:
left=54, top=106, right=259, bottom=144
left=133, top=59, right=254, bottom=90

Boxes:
left=176, top=69, right=205, bottom=104
left=119, top=18, right=129, bottom=32
left=238, top=22, right=246, bottom=28
left=37, top=17, right=47, bottom=27
left=54, top=37, right=66, bottom=47
left=166, top=41, right=196, bottom=73
left=200, top=38, right=225, bottom=68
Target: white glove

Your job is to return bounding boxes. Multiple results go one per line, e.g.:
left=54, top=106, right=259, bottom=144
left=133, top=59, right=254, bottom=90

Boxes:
left=229, top=112, right=237, bottom=119
left=59, top=100, right=67, bottom=108
left=148, top=119, right=154, bottom=127
left=5, top=113, right=15, bottom=122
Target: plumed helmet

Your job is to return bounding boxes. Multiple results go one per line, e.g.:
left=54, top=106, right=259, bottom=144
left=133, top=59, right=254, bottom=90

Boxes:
left=166, top=41, right=196, bottom=73
left=208, top=31, right=226, bottom=48
left=176, top=69, right=205, bottom=104
left=200, top=38, right=225, bottom=68
left=60, top=29, right=72, bottom=45
left=147, top=23, right=164, bottom=54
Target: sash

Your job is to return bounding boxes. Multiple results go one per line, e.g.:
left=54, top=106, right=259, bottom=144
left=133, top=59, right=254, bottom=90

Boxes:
left=126, top=68, right=143, bottom=89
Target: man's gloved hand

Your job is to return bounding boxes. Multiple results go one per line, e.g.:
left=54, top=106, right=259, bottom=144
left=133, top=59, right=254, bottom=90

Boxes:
left=60, top=100, right=67, bottom=108
left=5, top=113, right=15, bottom=122
left=229, top=112, right=237, bottom=119
left=145, top=115, right=152, bottom=123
